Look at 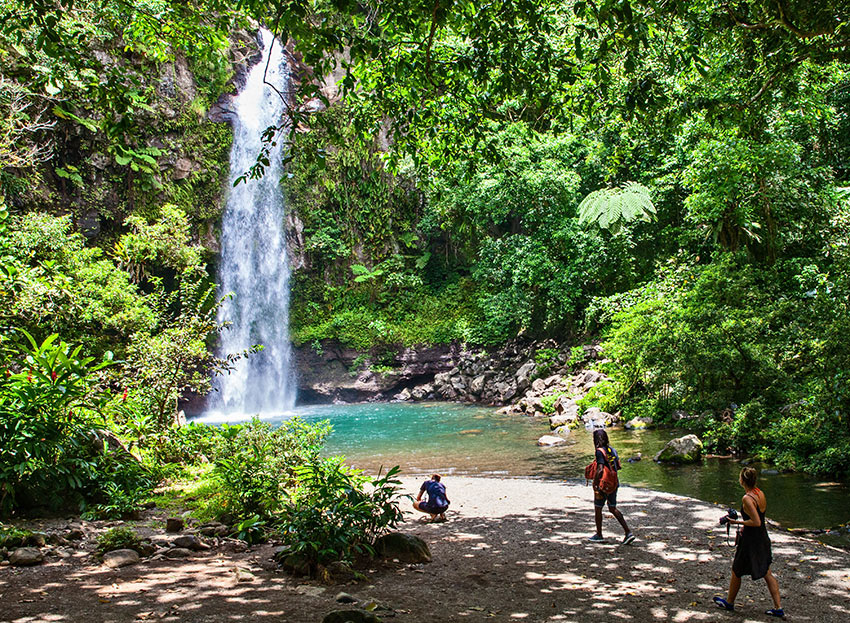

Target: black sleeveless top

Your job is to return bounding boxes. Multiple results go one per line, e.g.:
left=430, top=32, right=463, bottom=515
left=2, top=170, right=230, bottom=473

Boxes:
left=732, top=492, right=772, bottom=580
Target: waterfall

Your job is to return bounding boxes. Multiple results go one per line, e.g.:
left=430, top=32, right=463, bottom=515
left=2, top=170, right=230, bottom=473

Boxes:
left=206, top=29, right=296, bottom=417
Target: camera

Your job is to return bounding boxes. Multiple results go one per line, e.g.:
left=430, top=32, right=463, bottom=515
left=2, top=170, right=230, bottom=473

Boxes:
left=719, top=508, right=738, bottom=525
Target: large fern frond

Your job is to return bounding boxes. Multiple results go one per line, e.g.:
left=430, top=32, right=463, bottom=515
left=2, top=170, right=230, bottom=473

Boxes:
left=578, top=182, right=656, bottom=232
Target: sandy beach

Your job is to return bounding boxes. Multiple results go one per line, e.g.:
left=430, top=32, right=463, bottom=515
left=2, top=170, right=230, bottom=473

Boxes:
left=2, top=476, right=849, bottom=622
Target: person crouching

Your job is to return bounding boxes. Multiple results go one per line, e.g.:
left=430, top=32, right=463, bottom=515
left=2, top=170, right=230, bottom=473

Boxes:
left=414, top=474, right=450, bottom=522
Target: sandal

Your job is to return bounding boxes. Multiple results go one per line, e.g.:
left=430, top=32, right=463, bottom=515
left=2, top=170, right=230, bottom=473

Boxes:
left=713, top=596, right=734, bottom=611
left=765, top=608, right=785, bottom=619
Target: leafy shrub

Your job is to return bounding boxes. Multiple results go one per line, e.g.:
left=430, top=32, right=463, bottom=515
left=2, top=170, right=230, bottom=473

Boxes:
left=0, top=332, right=152, bottom=514
left=234, top=514, right=267, bottom=546
left=203, top=418, right=330, bottom=521
left=540, top=392, right=565, bottom=415
left=96, top=526, right=141, bottom=554
left=533, top=348, right=560, bottom=379
left=0, top=524, right=35, bottom=548
left=277, top=462, right=406, bottom=572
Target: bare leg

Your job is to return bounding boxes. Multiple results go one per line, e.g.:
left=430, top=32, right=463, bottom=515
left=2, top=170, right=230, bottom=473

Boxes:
left=594, top=505, right=603, bottom=536
left=764, top=569, right=781, bottom=609
left=610, top=506, right=630, bottom=535
left=727, top=570, right=741, bottom=605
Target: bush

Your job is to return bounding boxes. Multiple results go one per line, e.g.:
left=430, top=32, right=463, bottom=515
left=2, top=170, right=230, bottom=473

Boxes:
left=0, top=332, right=152, bottom=515
left=201, top=418, right=330, bottom=521
left=277, top=461, right=406, bottom=573
left=97, top=526, right=141, bottom=554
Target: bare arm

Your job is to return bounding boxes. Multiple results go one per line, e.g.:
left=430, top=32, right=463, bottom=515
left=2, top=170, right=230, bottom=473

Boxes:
left=734, top=495, right=762, bottom=527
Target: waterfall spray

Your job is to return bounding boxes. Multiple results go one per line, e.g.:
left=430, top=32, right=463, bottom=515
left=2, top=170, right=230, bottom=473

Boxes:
left=206, top=28, right=296, bottom=417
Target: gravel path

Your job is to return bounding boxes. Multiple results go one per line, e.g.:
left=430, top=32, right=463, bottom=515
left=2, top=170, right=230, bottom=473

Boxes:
left=2, top=476, right=849, bottom=622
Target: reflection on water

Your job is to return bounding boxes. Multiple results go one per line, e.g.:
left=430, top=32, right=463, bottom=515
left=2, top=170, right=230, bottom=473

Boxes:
left=214, top=401, right=850, bottom=533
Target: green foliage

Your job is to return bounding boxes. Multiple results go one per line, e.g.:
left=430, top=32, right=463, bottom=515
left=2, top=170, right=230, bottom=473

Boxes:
left=578, top=182, right=656, bottom=232
left=234, top=514, right=266, bottom=546
left=0, top=332, right=151, bottom=514
left=0, top=523, right=34, bottom=547
left=96, top=526, right=141, bottom=555
left=277, top=462, right=405, bottom=571
left=203, top=418, right=330, bottom=522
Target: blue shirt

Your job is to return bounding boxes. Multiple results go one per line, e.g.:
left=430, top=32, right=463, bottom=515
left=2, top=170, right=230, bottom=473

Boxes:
left=420, top=480, right=448, bottom=507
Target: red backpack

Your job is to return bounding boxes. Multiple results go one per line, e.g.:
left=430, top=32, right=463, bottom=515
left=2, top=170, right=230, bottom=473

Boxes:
left=584, top=446, right=619, bottom=494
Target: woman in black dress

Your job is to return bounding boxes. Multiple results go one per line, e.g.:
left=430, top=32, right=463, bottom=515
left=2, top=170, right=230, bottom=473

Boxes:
left=713, top=467, right=783, bottom=618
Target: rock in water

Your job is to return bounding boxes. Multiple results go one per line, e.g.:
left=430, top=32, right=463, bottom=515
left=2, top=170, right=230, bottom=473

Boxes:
left=9, top=547, right=43, bottom=566
left=537, top=435, right=566, bottom=447
left=655, top=434, right=704, bottom=464
left=103, top=549, right=140, bottom=568
left=322, top=610, right=382, bottom=623
left=624, top=416, right=653, bottom=430
left=374, top=533, right=431, bottom=563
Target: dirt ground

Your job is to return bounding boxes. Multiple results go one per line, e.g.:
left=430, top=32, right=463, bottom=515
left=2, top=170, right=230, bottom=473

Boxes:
left=2, top=476, right=850, bottom=623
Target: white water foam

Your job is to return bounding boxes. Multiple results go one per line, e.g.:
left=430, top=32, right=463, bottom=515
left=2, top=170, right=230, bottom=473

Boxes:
left=203, top=29, right=296, bottom=420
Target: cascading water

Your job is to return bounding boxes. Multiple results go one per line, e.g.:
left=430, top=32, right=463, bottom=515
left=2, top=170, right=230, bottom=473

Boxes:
left=205, top=29, right=296, bottom=417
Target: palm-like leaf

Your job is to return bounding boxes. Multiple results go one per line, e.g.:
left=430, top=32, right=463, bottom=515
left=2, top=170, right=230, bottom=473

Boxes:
left=578, top=182, right=656, bottom=232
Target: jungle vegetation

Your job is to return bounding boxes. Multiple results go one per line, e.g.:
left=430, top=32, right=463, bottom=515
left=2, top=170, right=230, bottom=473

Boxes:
left=1, top=1, right=849, bottom=536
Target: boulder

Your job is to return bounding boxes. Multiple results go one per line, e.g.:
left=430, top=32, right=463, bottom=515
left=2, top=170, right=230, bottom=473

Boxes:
left=172, top=535, right=210, bottom=551
left=470, top=374, right=488, bottom=394
left=197, top=522, right=230, bottom=537
left=581, top=370, right=602, bottom=385
left=136, top=541, right=157, bottom=557
left=655, top=434, right=704, bottom=464
left=322, top=610, right=382, bottom=623
left=394, top=388, right=412, bottom=401
left=9, top=547, right=43, bottom=566
left=410, top=383, right=433, bottom=400
left=531, top=378, right=547, bottom=393
left=103, top=549, right=140, bottom=568
left=278, top=551, right=311, bottom=576
left=625, top=416, right=653, bottom=430
left=582, top=407, right=613, bottom=429
left=374, top=533, right=431, bottom=563
left=515, top=360, right=536, bottom=390
left=164, top=547, right=193, bottom=559
left=537, top=435, right=566, bottom=447
left=494, top=380, right=517, bottom=402
left=548, top=413, right=571, bottom=429
left=166, top=517, right=184, bottom=533
left=65, top=528, right=85, bottom=541
left=543, top=374, right=563, bottom=387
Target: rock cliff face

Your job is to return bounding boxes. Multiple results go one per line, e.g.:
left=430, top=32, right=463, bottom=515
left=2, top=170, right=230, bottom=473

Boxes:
left=293, top=342, right=464, bottom=404
left=293, top=339, right=610, bottom=411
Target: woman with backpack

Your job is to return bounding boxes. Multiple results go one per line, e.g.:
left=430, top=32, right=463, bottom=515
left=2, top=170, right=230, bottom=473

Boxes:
left=713, top=467, right=784, bottom=618
left=589, top=428, right=635, bottom=544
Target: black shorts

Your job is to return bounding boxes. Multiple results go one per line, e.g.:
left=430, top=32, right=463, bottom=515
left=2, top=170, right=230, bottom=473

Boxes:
left=594, top=488, right=618, bottom=508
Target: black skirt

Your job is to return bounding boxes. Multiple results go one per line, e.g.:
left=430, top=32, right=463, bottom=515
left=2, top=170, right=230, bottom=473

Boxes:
left=732, top=507, right=772, bottom=580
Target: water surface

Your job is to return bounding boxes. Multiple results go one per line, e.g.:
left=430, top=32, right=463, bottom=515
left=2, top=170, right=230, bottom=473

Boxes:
left=210, top=401, right=850, bottom=534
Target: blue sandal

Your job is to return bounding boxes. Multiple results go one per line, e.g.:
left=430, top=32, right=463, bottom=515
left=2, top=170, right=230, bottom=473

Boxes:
left=765, top=608, right=785, bottom=619
left=713, top=596, right=734, bottom=611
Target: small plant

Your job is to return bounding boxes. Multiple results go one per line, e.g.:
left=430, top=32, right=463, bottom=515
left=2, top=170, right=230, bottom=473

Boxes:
left=97, top=526, right=141, bottom=554
left=235, top=514, right=266, bottom=546
left=567, top=345, right=586, bottom=368
left=0, top=524, right=35, bottom=548
left=348, top=353, right=369, bottom=374
left=533, top=347, right=560, bottom=379
left=540, top=392, right=566, bottom=415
